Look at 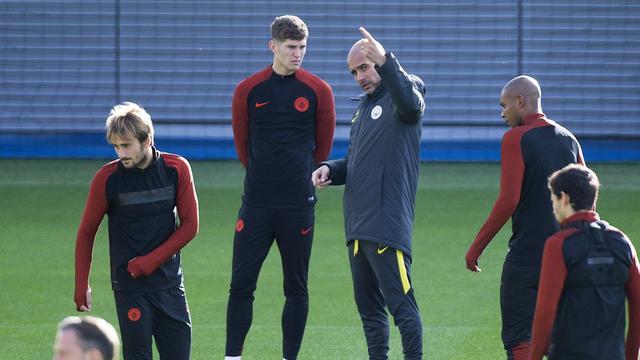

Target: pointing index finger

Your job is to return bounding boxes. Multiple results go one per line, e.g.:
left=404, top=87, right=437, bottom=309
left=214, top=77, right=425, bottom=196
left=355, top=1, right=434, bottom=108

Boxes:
left=359, top=26, right=375, bottom=42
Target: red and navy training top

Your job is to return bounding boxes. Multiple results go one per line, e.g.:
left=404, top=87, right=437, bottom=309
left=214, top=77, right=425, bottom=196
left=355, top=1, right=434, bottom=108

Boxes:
left=232, top=65, right=335, bottom=209
left=530, top=211, right=640, bottom=360
left=75, top=148, right=199, bottom=303
left=468, top=113, right=585, bottom=264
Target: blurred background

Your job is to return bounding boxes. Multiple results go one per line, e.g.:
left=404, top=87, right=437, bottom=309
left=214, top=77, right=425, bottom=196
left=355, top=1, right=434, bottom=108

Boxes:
left=2, top=0, right=639, bottom=162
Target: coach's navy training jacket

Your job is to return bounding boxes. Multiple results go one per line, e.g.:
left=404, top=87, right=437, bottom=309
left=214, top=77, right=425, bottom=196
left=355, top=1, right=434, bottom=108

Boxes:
left=530, top=211, right=640, bottom=360
left=75, top=148, right=199, bottom=305
left=324, top=52, right=425, bottom=257
left=232, top=65, right=335, bottom=209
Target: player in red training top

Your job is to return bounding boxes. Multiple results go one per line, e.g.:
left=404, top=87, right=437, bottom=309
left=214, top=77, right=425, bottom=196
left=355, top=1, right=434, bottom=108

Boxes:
left=464, top=75, right=584, bottom=359
left=225, top=15, right=335, bottom=360
left=529, top=164, right=640, bottom=360
left=75, top=102, right=199, bottom=360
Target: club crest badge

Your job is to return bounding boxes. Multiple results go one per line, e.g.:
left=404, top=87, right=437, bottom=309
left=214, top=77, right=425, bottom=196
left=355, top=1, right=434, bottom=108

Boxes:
left=128, top=307, right=141, bottom=322
left=294, top=97, right=309, bottom=112
left=371, top=105, right=382, bottom=119
left=235, top=219, right=244, bottom=232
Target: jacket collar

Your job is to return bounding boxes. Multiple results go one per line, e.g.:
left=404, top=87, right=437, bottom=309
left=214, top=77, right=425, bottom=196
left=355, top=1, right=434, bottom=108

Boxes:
left=363, top=81, right=387, bottom=102
left=560, top=210, right=600, bottom=228
left=120, top=145, right=159, bottom=172
left=522, top=112, right=546, bottom=126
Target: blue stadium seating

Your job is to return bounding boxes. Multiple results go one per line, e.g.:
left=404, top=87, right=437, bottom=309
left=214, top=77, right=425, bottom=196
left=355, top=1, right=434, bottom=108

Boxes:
left=1, top=1, right=638, bottom=160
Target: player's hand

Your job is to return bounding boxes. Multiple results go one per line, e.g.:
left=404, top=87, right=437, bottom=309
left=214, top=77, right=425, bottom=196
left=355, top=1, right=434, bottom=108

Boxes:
left=465, top=250, right=482, bottom=272
left=75, top=286, right=92, bottom=312
left=127, top=256, right=154, bottom=279
left=312, top=165, right=332, bottom=190
left=359, top=27, right=387, bottom=66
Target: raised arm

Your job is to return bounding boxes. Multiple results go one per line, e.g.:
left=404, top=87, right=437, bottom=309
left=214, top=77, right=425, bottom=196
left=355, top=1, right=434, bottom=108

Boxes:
left=359, top=27, right=425, bottom=125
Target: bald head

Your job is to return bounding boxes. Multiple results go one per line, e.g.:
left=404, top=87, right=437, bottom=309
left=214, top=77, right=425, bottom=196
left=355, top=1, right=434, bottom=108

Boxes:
left=499, top=75, right=543, bottom=127
left=503, top=75, right=541, bottom=99
left=347, top=39, right=382, bottom=94
left=348, top=39, right=367, bottom=62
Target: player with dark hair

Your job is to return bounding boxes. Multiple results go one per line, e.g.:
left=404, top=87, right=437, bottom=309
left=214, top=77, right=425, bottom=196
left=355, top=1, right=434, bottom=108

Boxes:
left=313, top=27, right=425, bottom=359
left=464, top=75, right=585, bottom=359
left=74, top=102, right=199, bottom=360
left=226, top=14, right=335, bottom=360
left=54, top=316, right=120, bottom=360
left=530, top=164, right=640, bottom=359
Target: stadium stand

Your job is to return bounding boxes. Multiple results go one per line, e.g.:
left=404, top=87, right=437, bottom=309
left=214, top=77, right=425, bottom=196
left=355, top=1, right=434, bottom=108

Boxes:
left=1, top=1, right=638, bottom=160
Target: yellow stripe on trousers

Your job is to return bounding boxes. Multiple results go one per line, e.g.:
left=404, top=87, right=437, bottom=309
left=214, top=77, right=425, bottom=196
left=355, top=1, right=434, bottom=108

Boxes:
left=396, top=250, right=411, bottom=294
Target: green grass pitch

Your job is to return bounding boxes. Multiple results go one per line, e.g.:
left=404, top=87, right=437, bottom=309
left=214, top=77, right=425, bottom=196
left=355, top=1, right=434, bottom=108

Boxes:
left=0, top=159, right=638, bottom=359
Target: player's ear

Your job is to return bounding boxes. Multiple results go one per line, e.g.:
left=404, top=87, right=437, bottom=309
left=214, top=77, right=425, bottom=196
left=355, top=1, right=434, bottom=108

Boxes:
left=516, top=94, right=526, bottom=108
left=560, top=191, right=571, bottom=207
left=268, top=39, right=276, bottom=54
left=86, top=348, right=103, bottom=360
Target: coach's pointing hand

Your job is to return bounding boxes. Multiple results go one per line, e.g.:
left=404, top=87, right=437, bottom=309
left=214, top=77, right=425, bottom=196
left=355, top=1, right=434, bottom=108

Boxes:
left=359, top=27, right=387, bottom=66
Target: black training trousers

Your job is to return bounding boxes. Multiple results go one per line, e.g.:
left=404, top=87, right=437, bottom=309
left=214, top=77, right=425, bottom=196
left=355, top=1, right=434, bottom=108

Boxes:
left=226, top=204, right=314, bottom=360
left=114, top=286, right=191, bottom=360
left=348, top=239, right=423, bottom=360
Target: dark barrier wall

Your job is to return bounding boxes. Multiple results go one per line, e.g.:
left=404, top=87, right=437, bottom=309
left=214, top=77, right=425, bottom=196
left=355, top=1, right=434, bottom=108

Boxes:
left=2, top=134, right=638, bottom=163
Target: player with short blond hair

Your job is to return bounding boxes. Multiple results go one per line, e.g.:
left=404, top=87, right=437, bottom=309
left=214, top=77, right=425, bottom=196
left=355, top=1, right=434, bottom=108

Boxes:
left=75, top=102, right=199, bottom=360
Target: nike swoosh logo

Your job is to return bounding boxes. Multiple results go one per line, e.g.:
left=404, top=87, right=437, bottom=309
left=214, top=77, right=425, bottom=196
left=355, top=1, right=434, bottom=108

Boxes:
left=255, top=101, right=271, bottom=108
left=377, top=246, right=389, bottom=254
left=301, top=227, right=313, bottom=235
